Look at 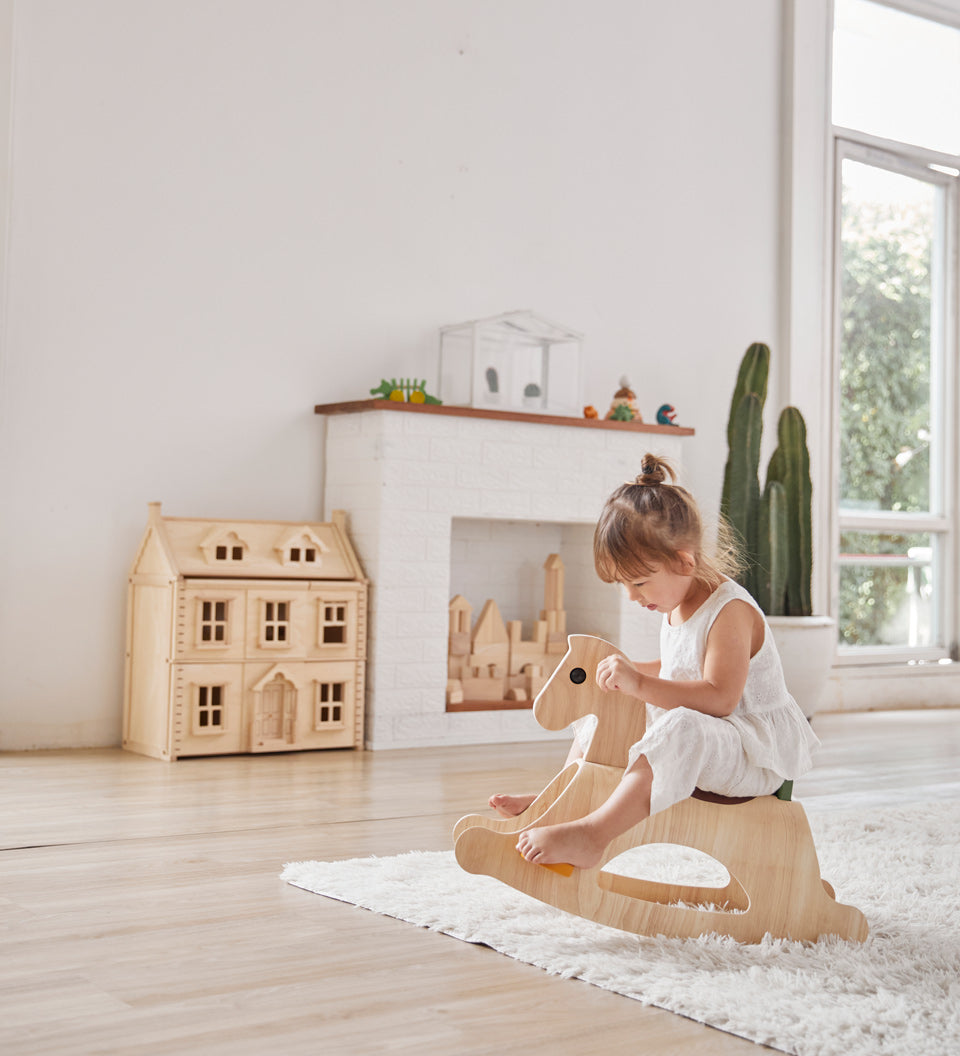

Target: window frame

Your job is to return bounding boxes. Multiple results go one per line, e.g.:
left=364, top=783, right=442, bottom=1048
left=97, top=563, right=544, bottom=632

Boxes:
left=196, top=597, right=231, bottom=649
left=315, top=680, right=347, bottom=729
left=260, top=598, right=293, bottom=649
left=315, top=592, right=356, bottom=653
left=192, top=683, right=227, bottom=735
left=829, top=132, right=959, bottom=664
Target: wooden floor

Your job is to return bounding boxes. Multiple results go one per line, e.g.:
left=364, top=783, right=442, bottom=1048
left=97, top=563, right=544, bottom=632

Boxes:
left=2, top=708, right=959, bottom=1056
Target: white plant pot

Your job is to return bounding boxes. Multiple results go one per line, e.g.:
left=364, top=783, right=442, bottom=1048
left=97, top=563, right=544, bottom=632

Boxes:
left=767, top=615, right=837, bottom=721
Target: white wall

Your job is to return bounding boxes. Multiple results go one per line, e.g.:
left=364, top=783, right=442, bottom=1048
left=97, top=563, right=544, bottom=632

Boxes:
left=0, top=0, right=782, bottom=749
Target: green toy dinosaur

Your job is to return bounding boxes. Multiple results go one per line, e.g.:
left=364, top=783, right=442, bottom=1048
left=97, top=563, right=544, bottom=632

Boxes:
left=369, top=377, right=442, bottom=404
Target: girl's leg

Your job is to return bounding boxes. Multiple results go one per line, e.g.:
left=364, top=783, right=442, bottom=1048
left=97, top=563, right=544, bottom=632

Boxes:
left=489, top=738, right=584, bottom=818
left=515, top=754, right=653, bottom=869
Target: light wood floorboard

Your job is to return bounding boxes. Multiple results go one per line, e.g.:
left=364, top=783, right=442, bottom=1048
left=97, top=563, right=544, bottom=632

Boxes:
left=2, top=709, right=958, bottom=1055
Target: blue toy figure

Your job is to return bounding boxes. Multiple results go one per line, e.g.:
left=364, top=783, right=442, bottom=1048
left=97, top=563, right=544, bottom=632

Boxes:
left=656, top=403, right=678, bottom=426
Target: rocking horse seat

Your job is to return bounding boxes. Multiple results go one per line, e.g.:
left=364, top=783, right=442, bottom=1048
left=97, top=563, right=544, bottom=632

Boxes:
left=453, top=635, right=868, bottom=944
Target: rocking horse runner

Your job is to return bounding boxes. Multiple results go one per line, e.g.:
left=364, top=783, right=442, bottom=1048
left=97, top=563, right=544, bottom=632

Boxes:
left=454, top=456, right=868, bottom=943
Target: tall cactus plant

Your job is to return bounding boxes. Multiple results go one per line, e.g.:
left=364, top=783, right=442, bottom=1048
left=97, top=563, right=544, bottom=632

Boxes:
left=720, top=343, right=813, bottom=617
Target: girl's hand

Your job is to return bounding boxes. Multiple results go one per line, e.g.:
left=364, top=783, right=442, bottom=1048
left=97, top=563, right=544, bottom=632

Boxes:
left=596, top=655, right=644, bottom=698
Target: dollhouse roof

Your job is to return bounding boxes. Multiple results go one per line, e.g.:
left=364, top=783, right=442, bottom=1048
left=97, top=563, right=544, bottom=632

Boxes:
left=130, top=503, right=366, bottom=581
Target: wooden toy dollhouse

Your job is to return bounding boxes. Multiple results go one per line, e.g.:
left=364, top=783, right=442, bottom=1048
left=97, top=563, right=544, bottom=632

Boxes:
left=446, top=554, right=567, bottom=709
left=123, top=503, right=368, bottom=760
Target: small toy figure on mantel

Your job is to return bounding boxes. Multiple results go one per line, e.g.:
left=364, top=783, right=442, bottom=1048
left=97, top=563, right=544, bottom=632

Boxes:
left=605, top=377, right=642, bottom=422
left=656, top=403, right=679, bottom=426
left=370, top=378, right=442, bottom=404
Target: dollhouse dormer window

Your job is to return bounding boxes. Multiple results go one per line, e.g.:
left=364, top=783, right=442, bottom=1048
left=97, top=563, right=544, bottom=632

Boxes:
left=276, top=528, right=328, bottom=570
left=200, top=528, right=249, bottom=566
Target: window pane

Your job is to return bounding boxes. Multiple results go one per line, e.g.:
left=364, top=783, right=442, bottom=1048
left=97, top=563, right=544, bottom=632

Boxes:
left=839, top=160, right=937, bottom=513
left=838, top=531, right=934, bottom=647
left=833, top=0, right=960, bottom=154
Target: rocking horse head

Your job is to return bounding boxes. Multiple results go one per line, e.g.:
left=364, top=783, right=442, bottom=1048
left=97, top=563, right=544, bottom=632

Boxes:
left=533, top=635, right=649, bottom=768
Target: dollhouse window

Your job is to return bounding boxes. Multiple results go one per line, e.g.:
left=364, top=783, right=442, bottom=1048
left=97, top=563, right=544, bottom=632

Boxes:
left=315, top=682, right=345, bottom=728
left=320, top=603, right=348, bottom=645
left=195, top=685, right=225, bottom=733
left=201, top=529, right=249, bottom=567
left=261, top=601, right=291, bottom=645
left=277, top=530, right=326, bottom=569
left=214, top=545, right=244, bottom=562
left=198, top=600, right=230, bottom=646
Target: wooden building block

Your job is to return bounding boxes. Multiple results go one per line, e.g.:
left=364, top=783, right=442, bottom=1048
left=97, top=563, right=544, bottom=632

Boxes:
left=447, top=553, right=568, bottom=710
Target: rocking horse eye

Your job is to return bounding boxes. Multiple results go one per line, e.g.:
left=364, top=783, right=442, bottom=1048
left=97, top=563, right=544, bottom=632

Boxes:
left=569, top=667, right=587, bottom=685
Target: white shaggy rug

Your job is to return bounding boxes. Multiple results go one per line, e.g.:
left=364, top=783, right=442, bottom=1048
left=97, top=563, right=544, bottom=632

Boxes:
left=282, top=800, right=960, bottom=1056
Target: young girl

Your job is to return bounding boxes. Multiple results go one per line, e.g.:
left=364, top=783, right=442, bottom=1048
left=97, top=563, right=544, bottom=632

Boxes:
left=491, top=454, right=820, bottom=870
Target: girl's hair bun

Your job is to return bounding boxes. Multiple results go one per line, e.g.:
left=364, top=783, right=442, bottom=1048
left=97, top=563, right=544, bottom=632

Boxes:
left=631, top=454, right=676, bottom=487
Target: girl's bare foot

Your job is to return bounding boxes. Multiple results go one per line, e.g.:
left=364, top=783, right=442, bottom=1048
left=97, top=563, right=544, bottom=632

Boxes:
left=488, top=793, right=537, bottom=818
left=516, top=820, right=606, bottom=870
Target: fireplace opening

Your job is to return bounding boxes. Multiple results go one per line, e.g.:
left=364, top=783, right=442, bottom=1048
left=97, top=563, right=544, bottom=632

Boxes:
left=447, top=518, right=622, bottom=712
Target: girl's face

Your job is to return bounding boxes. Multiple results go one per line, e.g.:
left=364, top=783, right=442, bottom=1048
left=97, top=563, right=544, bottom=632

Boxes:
left=620, top=553, right=696, bottom=614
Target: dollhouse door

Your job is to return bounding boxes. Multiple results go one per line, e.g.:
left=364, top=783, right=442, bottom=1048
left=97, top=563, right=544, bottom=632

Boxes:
left=251, top=671, right=296, bottom=750
left=261, top=682, right=284, bottom=740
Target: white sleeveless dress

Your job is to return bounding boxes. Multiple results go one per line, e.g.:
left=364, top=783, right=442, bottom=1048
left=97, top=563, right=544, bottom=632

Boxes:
left=576, top=578, right=820, bottom=817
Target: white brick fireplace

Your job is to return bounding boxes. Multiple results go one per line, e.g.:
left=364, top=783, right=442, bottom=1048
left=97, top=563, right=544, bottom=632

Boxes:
left=316, top=401, right=692, bottom=749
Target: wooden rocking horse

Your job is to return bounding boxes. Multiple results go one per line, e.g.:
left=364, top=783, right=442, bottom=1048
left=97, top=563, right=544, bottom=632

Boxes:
left=454, top=635, right=868, bottom=944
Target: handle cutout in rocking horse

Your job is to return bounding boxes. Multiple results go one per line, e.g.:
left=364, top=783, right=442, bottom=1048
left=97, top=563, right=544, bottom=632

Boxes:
left=599, top=844, right=750, bottom=913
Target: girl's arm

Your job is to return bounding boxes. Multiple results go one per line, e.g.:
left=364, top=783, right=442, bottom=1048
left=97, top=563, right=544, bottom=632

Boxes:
left=596, top=600, right=762, bottom=718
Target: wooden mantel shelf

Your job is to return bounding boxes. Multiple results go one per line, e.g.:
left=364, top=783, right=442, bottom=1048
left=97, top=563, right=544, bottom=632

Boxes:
left=314, top=399, right=695, bottom=436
